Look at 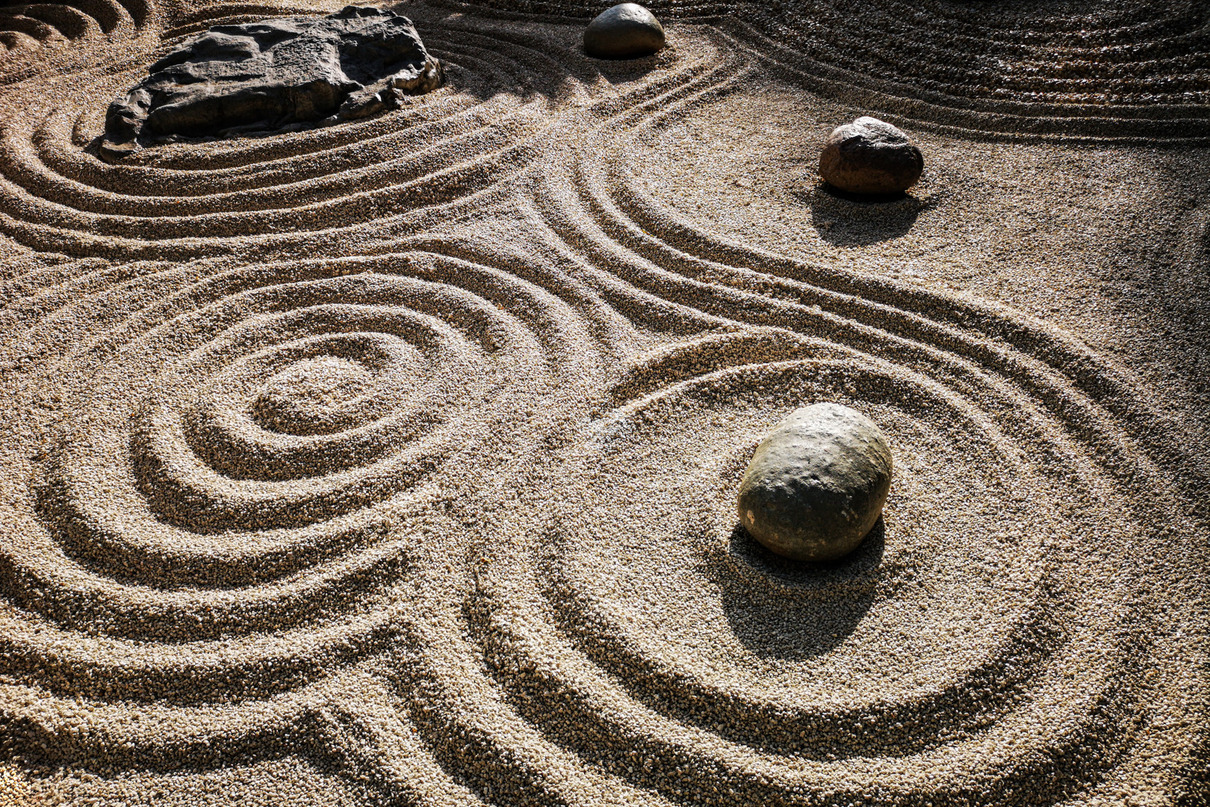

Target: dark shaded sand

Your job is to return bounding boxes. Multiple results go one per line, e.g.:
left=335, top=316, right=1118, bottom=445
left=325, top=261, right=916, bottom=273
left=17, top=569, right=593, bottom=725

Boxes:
left=0, top=1, right=1207, bottom=805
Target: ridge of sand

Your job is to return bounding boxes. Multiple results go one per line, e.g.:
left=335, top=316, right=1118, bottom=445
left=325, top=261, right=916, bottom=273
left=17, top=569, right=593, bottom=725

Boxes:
left=0, top=1, right=1207, bottom=805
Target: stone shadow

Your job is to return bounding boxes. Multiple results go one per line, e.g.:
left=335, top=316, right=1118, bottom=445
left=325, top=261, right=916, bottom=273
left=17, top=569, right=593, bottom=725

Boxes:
left=716, top=517, right=885, bottom=660
left=803, top=181, right=934, bottom=246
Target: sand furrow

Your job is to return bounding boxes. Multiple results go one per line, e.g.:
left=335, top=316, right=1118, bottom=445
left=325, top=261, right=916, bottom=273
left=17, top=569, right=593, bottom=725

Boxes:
left=0, top=2, right=1205, bottom=804
left=0, top=13, right=727, bottom=258
left=0, top=0, right=154, bottom=84
left=391, top=59, right=1206, bottom=802
left=449, top=0, right=1210, bottom=141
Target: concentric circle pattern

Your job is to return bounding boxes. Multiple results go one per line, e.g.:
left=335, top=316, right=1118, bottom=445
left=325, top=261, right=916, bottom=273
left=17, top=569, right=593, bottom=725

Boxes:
left=0, top=1, right=1206, bottom=804
left=0, top=246, right=612, bottom=761
left=470, top=332, right=1160, bottom=806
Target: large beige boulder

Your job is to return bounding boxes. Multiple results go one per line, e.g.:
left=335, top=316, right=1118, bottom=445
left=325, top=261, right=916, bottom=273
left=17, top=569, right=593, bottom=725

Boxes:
left=737, top=403, right=892, bottom=562
left=583, top=4, right=665, bottom=59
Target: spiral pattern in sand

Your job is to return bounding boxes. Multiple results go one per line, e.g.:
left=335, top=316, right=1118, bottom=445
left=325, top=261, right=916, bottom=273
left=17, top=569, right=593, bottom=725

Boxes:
left=0, top=245, right=618, bottom=770
left=0, top=3, right=1206, bottom=805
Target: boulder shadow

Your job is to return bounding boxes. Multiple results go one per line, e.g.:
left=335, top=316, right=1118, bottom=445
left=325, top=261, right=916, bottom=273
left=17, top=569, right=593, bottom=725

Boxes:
left=714, top=518, right=885, bottom=661
left=803, top=181, right=933, bottom=246
left=586, top=49, right=666, bottom=86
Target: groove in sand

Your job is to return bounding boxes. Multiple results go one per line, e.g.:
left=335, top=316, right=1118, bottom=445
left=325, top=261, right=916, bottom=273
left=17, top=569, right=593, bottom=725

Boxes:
left=0, top=2, right=1207, bottom=805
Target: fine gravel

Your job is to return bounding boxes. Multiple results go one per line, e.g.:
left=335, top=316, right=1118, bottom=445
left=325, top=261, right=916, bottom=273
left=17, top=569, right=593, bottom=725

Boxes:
left=0, top=1, right=1207, bottom=805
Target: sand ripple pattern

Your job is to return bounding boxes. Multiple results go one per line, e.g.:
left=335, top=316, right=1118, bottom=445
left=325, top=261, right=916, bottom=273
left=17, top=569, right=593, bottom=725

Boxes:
left=453, top=0, right=1210, bottom=141
left=0, top=5, right=1206, bottom=806
left=400, top=61, right=1207, bottom=804
left=0, top=245, right=616, bottom=768
left=0, top=0, right=154, bottom=82
left=0, top=7, right=639, bottom=258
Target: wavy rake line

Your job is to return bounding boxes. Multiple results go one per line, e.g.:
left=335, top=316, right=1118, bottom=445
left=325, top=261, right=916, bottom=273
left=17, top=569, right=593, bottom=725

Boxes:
left=447, top=0, right=1210, bottom=141
left=332, top=314, right=1182, bottom=806
left=0, top=12, right=733, bottom=261
left=475, top=336, right=1157, bottom=803
left=0, top=40, right=547, bottom=255
left=718, top=19, right=1210, bottom=144
left=339, top=62, right=1210, bottom=805
left=0, top=0, right=154, bottom=82
left=0, top=242, right=618, bottom=774
left=0, top=8, right=1205, bottom=804
left=190, top=140, right=1208, bottom=807
left=593, top=88, right=1208, bottom=498
left=0, top=662, right=431, bottom=779
left=536, top=356, right=1066, bottom=765
left=530, top=356, right=1181, bottom=796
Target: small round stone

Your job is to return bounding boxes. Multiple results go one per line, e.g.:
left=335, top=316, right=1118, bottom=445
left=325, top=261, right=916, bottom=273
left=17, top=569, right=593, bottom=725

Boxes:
left=583, top=3, right=665, bottom=60
left=819, top=117, right=924, bottom=195
left=737, top=403, right=893, bottom=562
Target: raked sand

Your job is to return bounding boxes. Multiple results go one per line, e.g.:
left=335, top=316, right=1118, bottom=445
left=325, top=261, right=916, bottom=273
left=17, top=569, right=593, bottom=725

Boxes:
left=0, top=1, right=1208, bottom=805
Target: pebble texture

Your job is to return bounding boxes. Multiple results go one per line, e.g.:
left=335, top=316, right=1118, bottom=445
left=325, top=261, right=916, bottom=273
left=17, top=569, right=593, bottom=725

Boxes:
left=100, top=6, right=442, bottom=160
left=737, top=403, right=892, bottom=561
left=819, top=116, right=923, bottom=195
left=0, top=2, right=1207, bottom=805
left=583, top=3, right=665, bottom=59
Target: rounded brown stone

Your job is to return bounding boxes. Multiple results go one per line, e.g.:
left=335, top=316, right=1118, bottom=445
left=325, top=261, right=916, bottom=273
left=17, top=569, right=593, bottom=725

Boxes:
left=737, top=403, right=892, bottom=562
left=583, top=3, right=665, bottom=60
left=819, top=117, right=923, bottom=195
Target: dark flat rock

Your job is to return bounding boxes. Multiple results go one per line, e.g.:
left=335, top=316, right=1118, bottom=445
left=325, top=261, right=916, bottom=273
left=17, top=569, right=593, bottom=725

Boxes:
left=100, top=6, right=442, bottom=161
